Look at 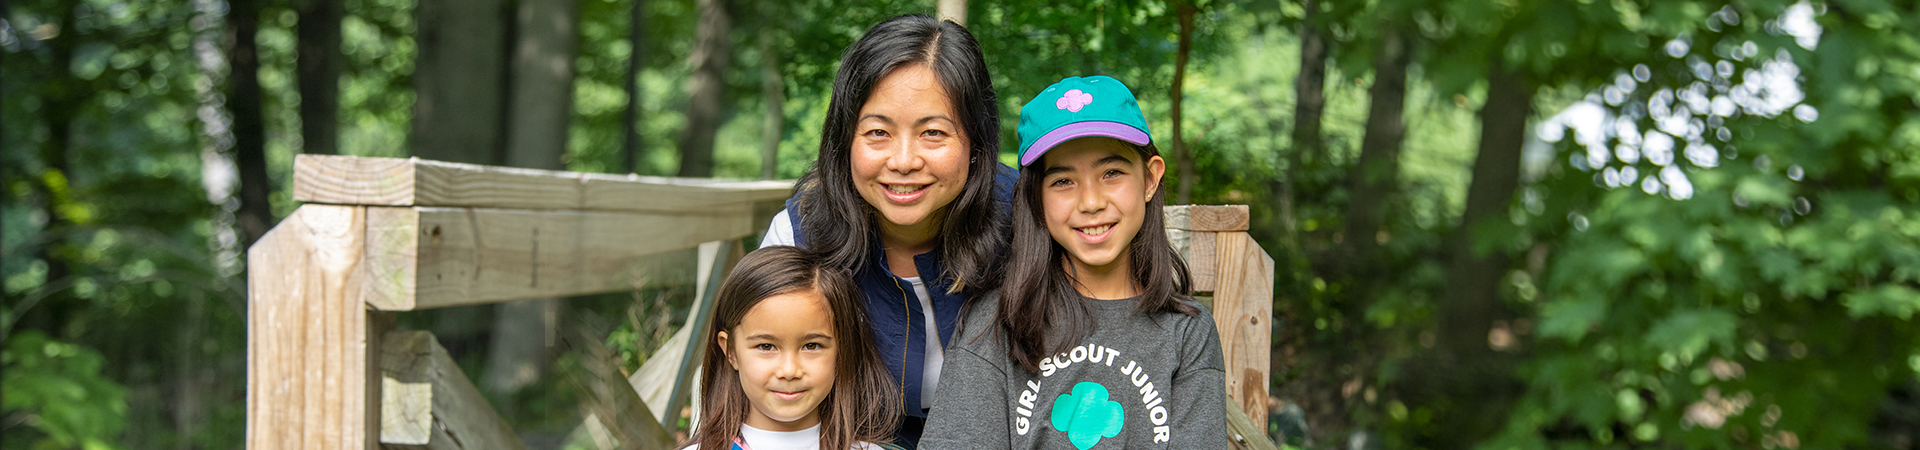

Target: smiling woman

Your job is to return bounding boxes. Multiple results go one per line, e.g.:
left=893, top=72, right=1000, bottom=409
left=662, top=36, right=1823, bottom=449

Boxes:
left=756, top=14, right=1017, bottom=450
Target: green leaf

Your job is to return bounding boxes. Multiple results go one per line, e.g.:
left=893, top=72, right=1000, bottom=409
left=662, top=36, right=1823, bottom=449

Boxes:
left=1643, top=309, right=1737, bottom=361
left=1843, top=285, right=1920, bottom=319
left=1540, top=297, right=1608, bottom=343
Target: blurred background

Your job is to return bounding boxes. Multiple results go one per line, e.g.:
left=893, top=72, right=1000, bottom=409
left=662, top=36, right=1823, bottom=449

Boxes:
left=5, top=0, right=1918, bottom=448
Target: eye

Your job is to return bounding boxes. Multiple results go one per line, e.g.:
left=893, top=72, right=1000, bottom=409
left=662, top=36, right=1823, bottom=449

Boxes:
left=863, top=129, right=890, bottom=138
left=1048, top=177, right=1073, bottom=188
left=921, top=129, right=950, bottom=139
left=754, top=343, right=775, bottom=352
left=803, top=342, right=824, bottom=351
left=1104, top=169, right=1125, bottom=179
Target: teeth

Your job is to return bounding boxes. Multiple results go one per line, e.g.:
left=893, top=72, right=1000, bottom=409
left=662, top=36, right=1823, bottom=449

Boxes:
left=1080, top=225, right=1111, bottom=235
left=887, top=184, right=922, bottom=194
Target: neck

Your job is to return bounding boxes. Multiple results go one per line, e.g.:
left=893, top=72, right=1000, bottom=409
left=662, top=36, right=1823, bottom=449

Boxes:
left=878, top=215, right=941, bottom=278
left=1065, top=254, right=1138, bottom=300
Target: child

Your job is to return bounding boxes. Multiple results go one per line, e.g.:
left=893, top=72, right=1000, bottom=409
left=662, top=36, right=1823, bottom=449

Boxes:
left=686, top=246, right=903, bottom=450
left=919, top=76, right=1228, bottom=449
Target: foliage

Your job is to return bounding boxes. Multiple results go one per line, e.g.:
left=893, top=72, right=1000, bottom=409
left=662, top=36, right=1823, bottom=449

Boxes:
left=3, top=331, right=128, bottom=450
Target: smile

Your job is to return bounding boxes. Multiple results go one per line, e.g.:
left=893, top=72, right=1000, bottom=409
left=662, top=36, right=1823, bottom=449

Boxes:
left=772, top=390, right=807, bottom=401
left=881, top=183, right=929, bottom=203
left=1075, top=223, right=1115, bottom=244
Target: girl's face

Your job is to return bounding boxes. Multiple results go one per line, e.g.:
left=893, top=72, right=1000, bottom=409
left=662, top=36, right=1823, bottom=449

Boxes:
left=850, top=63, right=971, bottom=239
left=1038, top=137, right=1165, bottom=278
left=716, top=289, right=839, bottom=432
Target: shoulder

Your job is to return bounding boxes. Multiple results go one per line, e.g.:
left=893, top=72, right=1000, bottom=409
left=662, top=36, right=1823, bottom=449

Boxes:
left=856, top=442, right=906, bottom=450
left=951, top=291, right=1006, bottom=352
left=759, top=209, right=797, bottom=248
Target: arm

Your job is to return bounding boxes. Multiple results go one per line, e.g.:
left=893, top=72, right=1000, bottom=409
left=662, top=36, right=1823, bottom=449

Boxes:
left=1165, top=316, right=1229, bottom=448
left=758, top=209, right=795, bottom=249
left=918, top=345, right=1012, bottom=449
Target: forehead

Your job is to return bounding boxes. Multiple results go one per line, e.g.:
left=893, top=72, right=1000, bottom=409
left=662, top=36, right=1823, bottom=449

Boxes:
left=859, top=64, right=955, bottom=118
left=1042, top=137, right=1141, bottom=168
left=735, top=290, right=835, bottom=336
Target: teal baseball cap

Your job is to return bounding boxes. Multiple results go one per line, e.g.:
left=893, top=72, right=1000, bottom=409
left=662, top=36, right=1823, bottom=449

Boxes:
left=1016, top=75, right=1153, bottom=167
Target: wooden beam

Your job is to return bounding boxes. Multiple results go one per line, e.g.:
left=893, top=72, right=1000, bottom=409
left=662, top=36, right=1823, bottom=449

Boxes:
left=379, top=330, right=525, bottom=450
left=563, top=330, right=676, bottom=450
left=247, top=204, right=378, bottom=449
left=360, top=206, right=760, bottom=310
left=1212, top=232, right=1275, bottom=429
left=1224, top=394, right=1280, bottom=450
left=293, top=154, right=791, bottom=213
left=1165, top=205, right=1250, bottom=231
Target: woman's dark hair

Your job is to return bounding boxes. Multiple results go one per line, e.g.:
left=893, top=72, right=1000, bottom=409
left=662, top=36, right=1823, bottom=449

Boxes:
left=792, top=14, right=1007, bottom=293
left=995, top=140, right=1200, bottom=373
left=687, top=246, right=900, bottom=450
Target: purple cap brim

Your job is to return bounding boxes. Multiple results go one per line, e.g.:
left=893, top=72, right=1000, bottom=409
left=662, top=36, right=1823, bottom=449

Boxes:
left=1021, top=121, right=1152, bottom=166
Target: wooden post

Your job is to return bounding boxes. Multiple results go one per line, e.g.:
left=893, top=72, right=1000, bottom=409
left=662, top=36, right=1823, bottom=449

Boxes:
left=1164, top=205, right=1273, bottom=429
left=248, top=205, right=380, bottom=449
left=379, top=330, right=526, bottom=450
left=663, top=240, right=740, bottom=432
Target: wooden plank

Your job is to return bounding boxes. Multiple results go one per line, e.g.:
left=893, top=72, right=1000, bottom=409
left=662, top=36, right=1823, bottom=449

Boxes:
left=663, top=240, right=741, bottom=432
left=247, top=204, right=376, bottom=449
left=563, top=330, right=676, bottom=450
left=1189, top=231, right=1217, bottom=292
left=379, top=330, right=525, bottom=450
left=294, top=154, right=792, bottom=213
left=1212, top=232, right=1274, bottom=429
left=1224, top=394, right=1280, bottom=450
left=1165, top=205, right=1250, bottom=231
left=360, top=206, right=761, bottom=310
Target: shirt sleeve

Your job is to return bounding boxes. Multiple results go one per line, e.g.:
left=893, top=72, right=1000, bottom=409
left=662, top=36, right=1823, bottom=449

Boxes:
left=918, top=339, right=1012, bottom=449
left=1166, top=314, right=1229, bottom=448
left=758, top=209, right=796, bottom=249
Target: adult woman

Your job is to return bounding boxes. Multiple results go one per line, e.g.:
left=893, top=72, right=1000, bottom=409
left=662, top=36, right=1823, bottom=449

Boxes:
left=758, top=14, right=1015, bottom=449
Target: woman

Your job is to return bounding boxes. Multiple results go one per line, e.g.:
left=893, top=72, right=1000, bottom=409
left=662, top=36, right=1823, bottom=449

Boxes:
left=758, top=14, right=1015, bottom=449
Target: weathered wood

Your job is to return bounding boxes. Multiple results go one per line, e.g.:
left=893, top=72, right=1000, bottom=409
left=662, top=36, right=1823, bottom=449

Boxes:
left=1188, top=231, right=1218, bottom=292
left=361, top=206, right=759, bottom=310
left=564, top=331, right=675, bottom=450
left=1212, top=231, right=1275, bottom=429
left=664, top=240, right=741, bottom=432
left=293, top=154, right=791, bottom=213
left=1165, top=205, right=1250, bottom=232
left=247, top=205, right=377, bottom=449
left=379, top=330, right=525, bottom=450
left=1224, top=394, right=1281, bottom=450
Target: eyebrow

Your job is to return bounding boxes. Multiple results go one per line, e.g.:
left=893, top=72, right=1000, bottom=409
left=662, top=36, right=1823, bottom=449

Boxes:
left=743, top=333, right=835, bottom=341
left=1043, top=154, right=1136, bottom=176
left=859, top=114, right=956, bottom=127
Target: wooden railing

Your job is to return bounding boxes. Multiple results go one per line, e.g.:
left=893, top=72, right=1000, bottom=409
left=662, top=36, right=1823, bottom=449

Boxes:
left=246, top=155, right=1273, bottom=449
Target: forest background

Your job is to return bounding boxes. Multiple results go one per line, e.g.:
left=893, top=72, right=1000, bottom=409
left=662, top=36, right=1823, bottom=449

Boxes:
left=5, top=0, right=1919, bottom=448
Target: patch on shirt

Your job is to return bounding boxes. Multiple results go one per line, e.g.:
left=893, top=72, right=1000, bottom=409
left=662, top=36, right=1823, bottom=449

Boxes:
left=1011, top=342, right=1177, bottom=447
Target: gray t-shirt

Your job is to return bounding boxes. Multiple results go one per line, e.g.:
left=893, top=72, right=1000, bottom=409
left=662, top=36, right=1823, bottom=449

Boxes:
left=919, top=291, right=1228, bottom=449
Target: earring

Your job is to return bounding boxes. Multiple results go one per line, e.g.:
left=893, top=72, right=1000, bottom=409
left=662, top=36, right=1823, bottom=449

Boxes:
left=970, top=157, right=977, bottom=164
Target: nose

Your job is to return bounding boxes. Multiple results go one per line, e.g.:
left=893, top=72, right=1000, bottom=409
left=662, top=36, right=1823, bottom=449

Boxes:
left=883, top=139, right=927, bottom=174
left=1075, top=180, right=1108, bottom=215
left=774, top=352, right=805, bottom=380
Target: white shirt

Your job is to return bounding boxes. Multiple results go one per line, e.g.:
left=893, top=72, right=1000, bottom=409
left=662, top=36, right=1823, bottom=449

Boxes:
left=684, top=423, right=881, bottom=450
left=759, top=210, right=945, bottom=410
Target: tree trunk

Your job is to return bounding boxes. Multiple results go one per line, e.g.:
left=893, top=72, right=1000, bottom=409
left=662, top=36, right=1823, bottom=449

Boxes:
left=229, top=0, right=273, bottom=247
left=484, top=0, right=580, bottom=396
left=622, top=0, right=647, bottom=174
left=938, top=0, right=968, bottom=26
left=1425, top=58, right=1532, bottom=448
left=411, top=0, right=509, bottom=165
left=1342, top=26, right=1410, bottom=261
left=1278, top=0, right=1327, bottom=246
left=677, top=0, right=731, bottom=178
left=759, top=32, right=784, bottom=180
left=1170, top=1, right=1196, bottom=204
left=295, top=0, right=342, bottom=155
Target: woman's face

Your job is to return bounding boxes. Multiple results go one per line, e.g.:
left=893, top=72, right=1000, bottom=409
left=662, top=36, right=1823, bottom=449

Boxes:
left=850, top=64, right=971, bottom=239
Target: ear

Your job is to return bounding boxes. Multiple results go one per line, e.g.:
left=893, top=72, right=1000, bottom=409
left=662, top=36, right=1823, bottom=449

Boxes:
left=716, top=330, right=736, bottom=370
left=1143, top=155, right=1167, bottom=200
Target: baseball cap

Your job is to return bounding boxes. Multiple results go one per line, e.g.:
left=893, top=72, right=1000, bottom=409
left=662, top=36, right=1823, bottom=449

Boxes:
left=1016, top=75, right=1153, bottom=167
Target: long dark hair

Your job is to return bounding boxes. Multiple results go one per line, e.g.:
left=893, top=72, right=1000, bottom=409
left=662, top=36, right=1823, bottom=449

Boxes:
left=996, top=141, right=1199, bottom=373
left=688, top=246, right=900, bottom=450
left=792, top=14, right=1007, bottom=293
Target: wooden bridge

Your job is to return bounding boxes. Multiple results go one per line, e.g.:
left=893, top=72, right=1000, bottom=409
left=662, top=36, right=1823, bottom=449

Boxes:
left=246, top=155, right=1276, bottom=449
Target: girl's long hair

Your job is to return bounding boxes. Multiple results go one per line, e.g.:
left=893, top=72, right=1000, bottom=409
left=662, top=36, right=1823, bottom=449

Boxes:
left=995, top=141, right=1200, bottom=373
left=687, top=246, right=901, bottom=449
left=792, top=14, right=1008, bottom=294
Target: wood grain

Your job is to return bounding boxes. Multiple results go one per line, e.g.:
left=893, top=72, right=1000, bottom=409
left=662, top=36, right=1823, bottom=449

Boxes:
left=1212, top=232, right=1275, bottom=429
left=362, top=206, right=759, bottom=310
left=378, top=330, right=525, bottom=450
left=1165, top=205, right=1250, bottom=231
left=247, top=205, right=375, bottom=449
left=294, top=154, right=792, bottom=213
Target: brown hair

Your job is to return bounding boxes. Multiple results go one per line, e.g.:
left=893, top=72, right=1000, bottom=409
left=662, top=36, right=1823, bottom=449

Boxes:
left=995, top=140, right=1200, bottom=373
left=686, top=246, right=900, bottom=449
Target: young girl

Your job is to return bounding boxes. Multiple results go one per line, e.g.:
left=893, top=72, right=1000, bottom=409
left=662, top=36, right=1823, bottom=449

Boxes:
left=687, top=246, right=902, bottom=450
left=919, top=76, right=1228, bottom=449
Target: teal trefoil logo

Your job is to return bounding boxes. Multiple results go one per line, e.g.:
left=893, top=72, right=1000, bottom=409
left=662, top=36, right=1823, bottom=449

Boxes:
left=1050, top=382, right=1125, bottom=449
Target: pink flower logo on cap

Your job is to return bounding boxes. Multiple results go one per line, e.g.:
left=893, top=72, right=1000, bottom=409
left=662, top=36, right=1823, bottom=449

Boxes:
left=1056, top=89, right=1094, bottom=113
